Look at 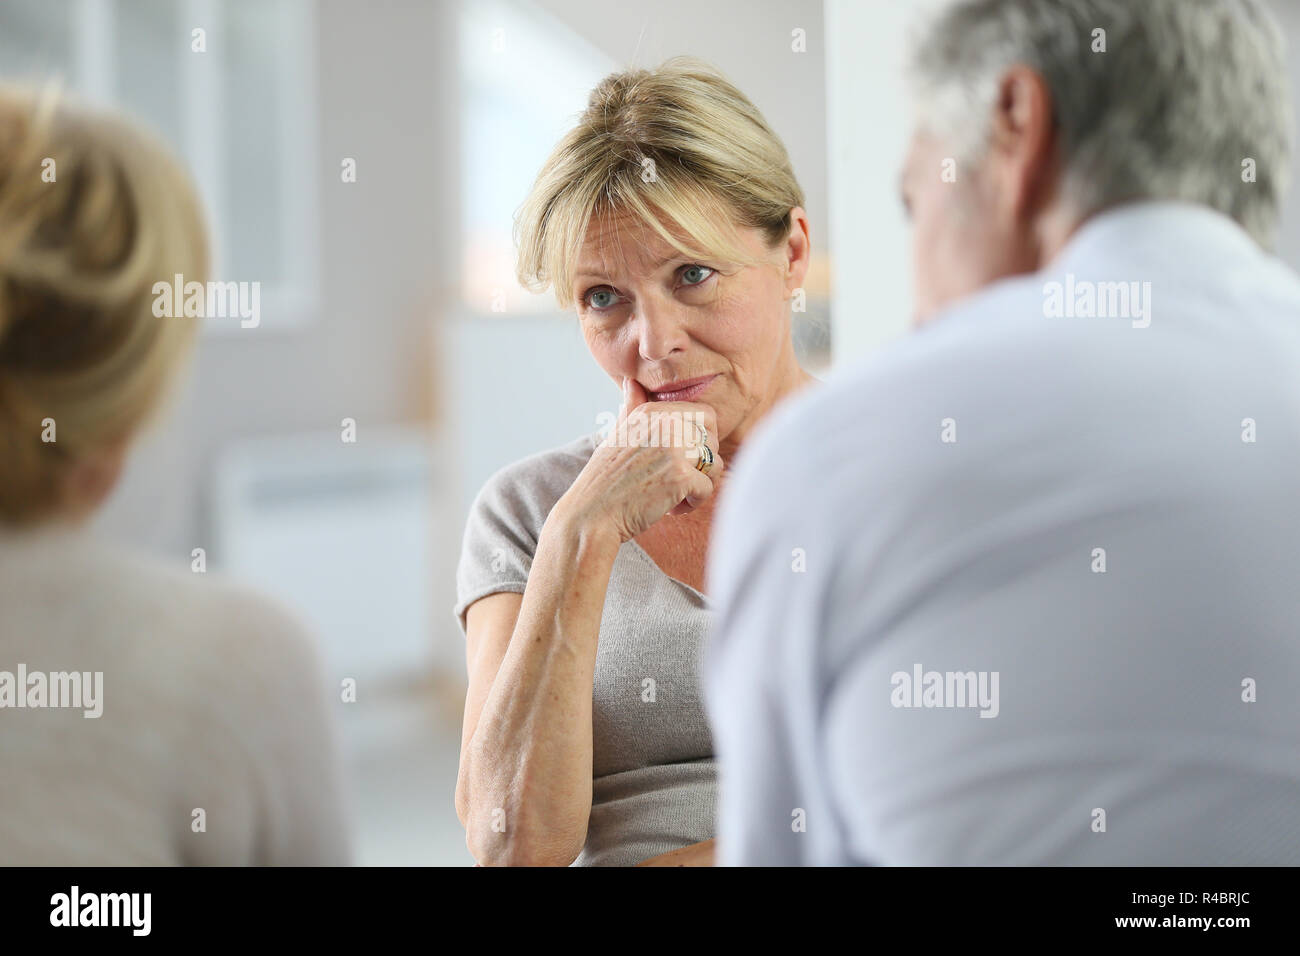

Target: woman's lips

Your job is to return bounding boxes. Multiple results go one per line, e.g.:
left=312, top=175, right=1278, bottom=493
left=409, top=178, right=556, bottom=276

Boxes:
left=647, top=374, right=718, bottom=402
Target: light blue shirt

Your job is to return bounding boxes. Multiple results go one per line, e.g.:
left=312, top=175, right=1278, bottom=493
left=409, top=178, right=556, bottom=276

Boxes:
left=703, top=202, right=1300, bottom=865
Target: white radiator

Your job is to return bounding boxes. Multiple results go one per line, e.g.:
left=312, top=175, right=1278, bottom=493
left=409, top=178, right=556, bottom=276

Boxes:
left=210, top=425, right=454, bottom=686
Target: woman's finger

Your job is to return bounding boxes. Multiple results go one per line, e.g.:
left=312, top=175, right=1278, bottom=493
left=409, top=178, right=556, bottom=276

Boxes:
left=672, top=447, right=724, bottom=514
left=617, top=376, right=650, bottom=422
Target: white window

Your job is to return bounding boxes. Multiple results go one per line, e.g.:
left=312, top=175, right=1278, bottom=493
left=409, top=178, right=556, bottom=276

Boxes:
left=458, top=0, right=616, bottom=316
left=0, top=0, right=320, bottom=333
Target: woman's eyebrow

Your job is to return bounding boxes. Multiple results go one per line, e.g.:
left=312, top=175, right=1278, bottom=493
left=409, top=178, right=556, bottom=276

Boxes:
left=575, top=255, right=689, bottom=282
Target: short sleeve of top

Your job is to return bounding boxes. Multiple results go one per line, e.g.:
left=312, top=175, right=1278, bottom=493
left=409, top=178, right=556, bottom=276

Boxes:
left=452, top=430, right=602, bottom=636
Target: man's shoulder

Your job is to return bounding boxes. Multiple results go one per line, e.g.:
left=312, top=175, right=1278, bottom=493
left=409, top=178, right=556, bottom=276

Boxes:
left=737, top=276, right=1045, bottom=466
left=724, top=268, right=1124, bottom=531
left=735, top=238, right=1300, bottom=515
left=831, top=273, right=1053, bottom=391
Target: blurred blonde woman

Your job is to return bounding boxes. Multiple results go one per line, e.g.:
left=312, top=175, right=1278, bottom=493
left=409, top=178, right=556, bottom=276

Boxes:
left=0, top=85, right=350, bottom=865
left=454, top=57, right=819, bottom=866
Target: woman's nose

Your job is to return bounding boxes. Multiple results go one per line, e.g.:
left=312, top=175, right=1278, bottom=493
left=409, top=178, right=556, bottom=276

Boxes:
left=634, top=300, right=689, bottom=361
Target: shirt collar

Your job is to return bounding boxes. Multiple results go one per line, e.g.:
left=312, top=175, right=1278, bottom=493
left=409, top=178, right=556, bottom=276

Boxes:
left=1048, top=200, right=1261, bottom=277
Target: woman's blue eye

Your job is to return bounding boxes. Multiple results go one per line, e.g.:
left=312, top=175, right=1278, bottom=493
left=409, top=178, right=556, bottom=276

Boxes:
left=587, top=289, right=618, bottom=310
left=681, top=265, right=714, bottom=286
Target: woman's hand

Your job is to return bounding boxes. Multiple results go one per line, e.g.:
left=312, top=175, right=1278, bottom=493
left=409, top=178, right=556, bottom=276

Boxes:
left=635, top=838, right=716, bottom=867
left=555, top=376, right=725, bottom=544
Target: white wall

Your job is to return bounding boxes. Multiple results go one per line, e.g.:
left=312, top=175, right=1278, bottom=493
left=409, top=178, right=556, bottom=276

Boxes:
left=824, top=0, right=951, bottom=364
left=96, top=0, right=460, bottom=561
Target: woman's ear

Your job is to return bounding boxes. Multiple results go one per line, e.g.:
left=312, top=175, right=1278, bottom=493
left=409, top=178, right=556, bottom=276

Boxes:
left=783, top=206, right=812, bottom=297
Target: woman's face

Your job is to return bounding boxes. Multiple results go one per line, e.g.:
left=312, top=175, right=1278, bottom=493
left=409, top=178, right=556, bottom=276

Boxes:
left=572, top=206, right=811, bottom=454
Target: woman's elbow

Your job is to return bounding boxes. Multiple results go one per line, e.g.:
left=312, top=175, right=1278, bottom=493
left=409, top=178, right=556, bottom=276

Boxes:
left=463, top=812, right=583, bottom=866
left=459, top=788, right=584, bottom=866
left=457, top=748, right=587, bottom=865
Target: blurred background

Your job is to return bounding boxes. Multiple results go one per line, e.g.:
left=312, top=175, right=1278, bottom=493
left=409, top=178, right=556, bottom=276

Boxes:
left=1, top=0, right=1297, bottom=865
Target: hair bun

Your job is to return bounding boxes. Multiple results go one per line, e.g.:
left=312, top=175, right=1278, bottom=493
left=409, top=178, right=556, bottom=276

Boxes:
left=0, top=81, right=210, bottom=527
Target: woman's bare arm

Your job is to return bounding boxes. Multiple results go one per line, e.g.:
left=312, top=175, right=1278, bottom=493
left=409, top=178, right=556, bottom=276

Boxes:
left=635, top=838, right=716, bottom=867
left=456, top=504, right=621, bottom=866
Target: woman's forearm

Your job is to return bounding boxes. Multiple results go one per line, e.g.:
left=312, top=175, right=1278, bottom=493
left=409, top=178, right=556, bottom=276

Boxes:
left=461, top=503, right=620, bottom=866
left=636, top=838, right=717, bottom=867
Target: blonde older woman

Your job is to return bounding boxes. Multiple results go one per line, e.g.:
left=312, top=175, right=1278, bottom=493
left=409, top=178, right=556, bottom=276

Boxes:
left=0, top=86, right=349, bottom=864
left=454, top=57, right=818, bottom=866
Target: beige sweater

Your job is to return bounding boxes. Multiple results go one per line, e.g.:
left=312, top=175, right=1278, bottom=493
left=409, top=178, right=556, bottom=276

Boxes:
left=0, top=523, right=351, bottom=865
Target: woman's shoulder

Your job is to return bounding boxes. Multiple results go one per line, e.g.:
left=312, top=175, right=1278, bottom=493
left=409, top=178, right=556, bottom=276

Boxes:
left=470, top=429, right=602, bottom=530
left=120, top=546, right=319, bottom=672
left=484, top=428, right=602, bottom=488
left=0, top=526, right=318, bottom=677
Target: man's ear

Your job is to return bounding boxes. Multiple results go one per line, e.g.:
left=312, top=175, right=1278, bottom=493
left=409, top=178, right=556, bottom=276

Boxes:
left=988, top=65, right=1058, bottom=224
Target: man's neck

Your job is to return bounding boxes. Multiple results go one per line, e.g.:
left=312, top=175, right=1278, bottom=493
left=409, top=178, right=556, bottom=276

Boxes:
left=1036, top=203, right=1093, bottom=269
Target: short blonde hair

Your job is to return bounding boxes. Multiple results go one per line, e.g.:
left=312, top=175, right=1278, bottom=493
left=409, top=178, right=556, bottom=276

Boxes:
left=514, top=56, right=806, bottom=310
left=0, top=85, right=210, bottom=526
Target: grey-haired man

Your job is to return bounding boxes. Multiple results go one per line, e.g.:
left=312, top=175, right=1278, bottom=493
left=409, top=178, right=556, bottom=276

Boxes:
left=705, top=0, right=1300, bottom=865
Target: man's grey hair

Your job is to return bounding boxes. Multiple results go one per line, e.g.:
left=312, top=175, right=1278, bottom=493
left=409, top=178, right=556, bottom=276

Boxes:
left=908, top=0, right=1294, bottom=249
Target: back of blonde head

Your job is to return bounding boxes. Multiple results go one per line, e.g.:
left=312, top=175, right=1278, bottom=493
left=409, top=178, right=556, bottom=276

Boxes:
left=0, top=85, right=209, bottom=526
